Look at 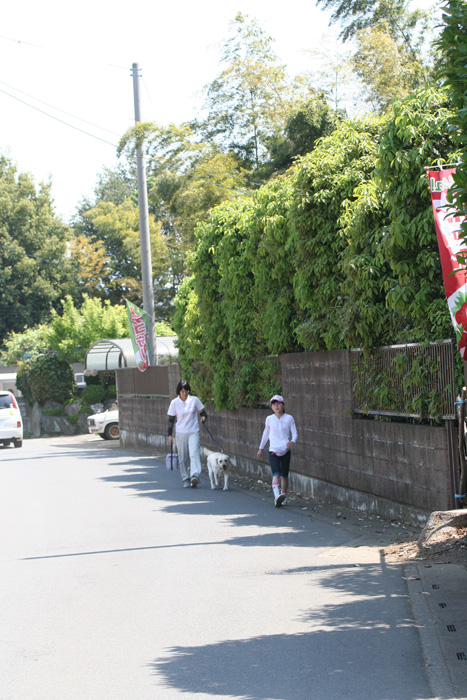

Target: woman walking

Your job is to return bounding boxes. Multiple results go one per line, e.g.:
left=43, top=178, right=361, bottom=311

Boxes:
left=167, top=380, right=207, bottom=488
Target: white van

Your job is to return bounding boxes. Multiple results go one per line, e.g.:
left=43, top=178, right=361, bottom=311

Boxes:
left=0, top=391, right=23, bottom=447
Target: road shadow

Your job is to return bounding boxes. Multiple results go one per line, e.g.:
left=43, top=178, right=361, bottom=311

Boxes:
left=98, top=455, right=355, bottom=551
left=149, top=558, right=432, bottom=700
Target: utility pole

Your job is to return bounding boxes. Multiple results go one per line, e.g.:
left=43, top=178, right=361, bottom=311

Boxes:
left=131, top=62, right=157, bottom=366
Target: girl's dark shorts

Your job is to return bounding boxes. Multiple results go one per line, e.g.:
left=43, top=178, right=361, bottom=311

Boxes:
left=268, top=450, right=291, bottom=478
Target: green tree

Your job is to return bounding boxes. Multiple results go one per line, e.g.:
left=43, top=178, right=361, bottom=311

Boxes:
left=316, top=0, right=436, bottom=114
left=0, top=156, right=72, bottom=346
left=71, top=163, right=177, bottom=317
left=47, top=295, right=128, bottom=363
left=65, top=234, right=111, bottom=302
left=316, top=0, right=434, bottom=47
left=134, top=124, right=248, bottom=250
left=0, top=324, right=52, bottom=366
left=261, top=93, right=340, bottom=176
left=175, top=185, right=290, bottom=408
left=173, top=85, right=460, bottom=408
left=199, top=13, right=291, bottom=170
left=92, top=165, right=135, bottom=206
left=71, top=165, right=136, bottom=237
left=353, top=21, right=426, bottom=111
left=304, top=36, right=360, bottom=116
left=339, top=179, right=394, bottom=348
left=82, top=199, right=172, bottom=318
left=118, top=121, right=250, bottom=295
left=166, top=152, right=250, bottom=250
left=436, top=0, right=467, bottom=238
left=1, top=296, right=174, bottom=366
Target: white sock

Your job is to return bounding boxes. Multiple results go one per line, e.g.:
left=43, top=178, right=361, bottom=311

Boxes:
left=272, top=484, right=280, bottom=499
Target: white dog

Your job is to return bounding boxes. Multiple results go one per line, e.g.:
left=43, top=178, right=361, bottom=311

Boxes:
left=204, top=447, right=231, bottom=490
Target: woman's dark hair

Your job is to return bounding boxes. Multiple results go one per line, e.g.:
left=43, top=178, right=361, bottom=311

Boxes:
left=176, top=380, right=191, bottom=396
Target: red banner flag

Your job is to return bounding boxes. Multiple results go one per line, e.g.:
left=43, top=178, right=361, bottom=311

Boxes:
left=125, top=299, right=149, bottom=372
left=428, top=168, right=467, bottom=358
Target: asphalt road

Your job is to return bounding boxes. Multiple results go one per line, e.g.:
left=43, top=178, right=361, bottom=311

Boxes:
left=0, top=435, right=434, bottom=700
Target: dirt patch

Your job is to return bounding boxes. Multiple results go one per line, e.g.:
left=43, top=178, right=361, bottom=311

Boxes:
left=383, top=510, right=467, bottom=565
left=232, top=474, right=467, bottom=565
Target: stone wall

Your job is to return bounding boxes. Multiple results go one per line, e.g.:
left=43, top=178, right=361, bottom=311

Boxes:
left=22, top=400, right=89, bottom=438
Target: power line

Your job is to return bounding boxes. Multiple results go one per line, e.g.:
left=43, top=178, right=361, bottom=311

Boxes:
left=0, top=79, right=258, bottom=197
left=0, top=53, right=261, bottom=198
left=0, top=34, right=129, bottom=71
left=0, top=86, right=119, bottom=148
left=0, top=34, right=43, bottom=49
left=0, top=79, right=122, bottom=137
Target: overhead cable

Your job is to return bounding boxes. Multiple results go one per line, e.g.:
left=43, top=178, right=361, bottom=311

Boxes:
left=0, top=86, right=119, bottom=148
left=0, top=79, right=121, bottom=137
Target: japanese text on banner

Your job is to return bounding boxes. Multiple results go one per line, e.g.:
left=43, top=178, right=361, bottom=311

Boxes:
left=125, top=299, right=149, bottom=372
left=428, top=168, right=467, bottom=357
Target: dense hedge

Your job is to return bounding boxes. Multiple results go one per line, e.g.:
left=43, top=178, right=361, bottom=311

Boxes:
left=290, top=115, right=385, bottom=350
left=436, top=0, right=467, bottom=237
left=174, top=87, right=460, bottom=408
left=16, top=354, right=75, bottom=406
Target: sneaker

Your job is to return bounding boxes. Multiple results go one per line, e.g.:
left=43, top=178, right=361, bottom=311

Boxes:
left=191, top=476, right=199, bottom=488
left=282, top=497, right=288, bottom=506
left=275, top=493, right=286, bottom=508
left=183, top=480, right=191, bottom=488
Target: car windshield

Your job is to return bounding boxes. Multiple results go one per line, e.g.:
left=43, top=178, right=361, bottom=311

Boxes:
left=0, top=395, right=14, bottom=409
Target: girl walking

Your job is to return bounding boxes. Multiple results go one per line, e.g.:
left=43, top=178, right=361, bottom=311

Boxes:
left=257, top=395, right=298, bottom=507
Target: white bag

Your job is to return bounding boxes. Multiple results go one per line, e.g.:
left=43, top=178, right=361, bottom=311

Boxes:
left=166, top=452, right=179, bottom=470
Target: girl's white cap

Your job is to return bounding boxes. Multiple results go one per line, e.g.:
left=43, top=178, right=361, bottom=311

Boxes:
left=270, top=394, right=284, bottom=404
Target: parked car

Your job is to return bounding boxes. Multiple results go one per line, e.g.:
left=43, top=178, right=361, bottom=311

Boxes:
left=87, top=406, right=119, bottom=440
left=0, top=390, right=23, bottom=448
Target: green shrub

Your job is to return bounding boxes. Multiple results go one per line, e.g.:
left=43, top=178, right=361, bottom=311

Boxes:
left=81, top=384, right=105, bottom=406
left=16, top=364, right=33, bottom=405
left=105, top=384, right=116, bottom=399
left=42, top=407, right=66, bottom=416
left=16, top=354, right=74, bottom=406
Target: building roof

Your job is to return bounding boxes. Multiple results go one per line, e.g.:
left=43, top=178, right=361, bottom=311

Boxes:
left=84, top=337, right=178, bottom=372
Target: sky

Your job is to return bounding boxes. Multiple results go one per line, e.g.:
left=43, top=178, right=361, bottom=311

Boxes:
left=0, top=0, right=340, bottom=222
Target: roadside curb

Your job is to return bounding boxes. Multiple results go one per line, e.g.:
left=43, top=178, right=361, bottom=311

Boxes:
left=405, top=561, right=467, bottom=699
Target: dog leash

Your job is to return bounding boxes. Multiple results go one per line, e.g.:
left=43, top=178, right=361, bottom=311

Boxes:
left=202, top=421, right=224, bottom=453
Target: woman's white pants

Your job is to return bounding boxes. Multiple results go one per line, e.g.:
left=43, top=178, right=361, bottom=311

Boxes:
left=176, top=431, right=202, bottom=483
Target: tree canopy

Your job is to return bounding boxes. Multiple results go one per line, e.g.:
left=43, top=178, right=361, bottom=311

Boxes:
left=0, top=156, right=72, bottom=347
left=199, top=13, right=291, bottom=170
left=436, top=0, right=467, bottom=238
left=2, top=7, right=455, bottom=396
left=316, top=0, right=434, bottom=46
left=173, top=86, right=460, bottom=408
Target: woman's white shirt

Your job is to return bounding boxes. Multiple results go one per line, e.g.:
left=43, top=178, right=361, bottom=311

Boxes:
left=167, top=395, right=205, bottom=434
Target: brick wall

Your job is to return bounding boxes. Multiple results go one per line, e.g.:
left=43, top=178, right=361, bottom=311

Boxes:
left=280, top=351, right=454, bottom=515
left=117, top=353, right=457, bottom=523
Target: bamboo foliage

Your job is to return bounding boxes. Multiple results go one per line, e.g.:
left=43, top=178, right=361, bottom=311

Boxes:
left=174, top=87, right=462, bottom=408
